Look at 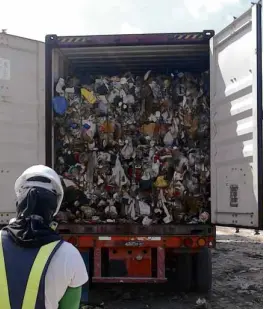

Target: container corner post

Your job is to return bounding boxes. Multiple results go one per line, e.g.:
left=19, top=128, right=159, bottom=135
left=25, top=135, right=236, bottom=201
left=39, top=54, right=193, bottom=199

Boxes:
left=202, top=30, right=215, bottom=39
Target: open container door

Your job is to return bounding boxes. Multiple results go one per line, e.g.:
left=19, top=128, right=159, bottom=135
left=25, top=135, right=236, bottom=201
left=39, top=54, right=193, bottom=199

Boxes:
left=210, top=3, right=263, bottom=229
left=0, top=33, right=45, bottom=225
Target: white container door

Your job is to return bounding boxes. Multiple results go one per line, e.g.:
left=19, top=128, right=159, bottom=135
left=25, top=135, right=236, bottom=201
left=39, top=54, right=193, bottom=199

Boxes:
left=210, top=4, right=263, bottom=229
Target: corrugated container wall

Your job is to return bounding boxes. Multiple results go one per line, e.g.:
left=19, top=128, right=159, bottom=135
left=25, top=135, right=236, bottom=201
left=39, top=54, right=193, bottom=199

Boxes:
left=0, top=34, right=45, bottom=224
left=45, top=4, right=262, bottom=230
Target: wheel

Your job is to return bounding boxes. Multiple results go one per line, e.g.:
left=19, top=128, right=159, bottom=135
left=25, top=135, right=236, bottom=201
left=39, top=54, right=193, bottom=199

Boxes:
left=193, top=248, right=212, bottom=293
left=173, top=253, right=193, bottom=292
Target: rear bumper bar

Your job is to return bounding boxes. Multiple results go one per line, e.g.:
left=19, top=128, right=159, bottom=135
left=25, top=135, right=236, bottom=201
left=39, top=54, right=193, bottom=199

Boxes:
left=92, top=277, right=167, bottom=283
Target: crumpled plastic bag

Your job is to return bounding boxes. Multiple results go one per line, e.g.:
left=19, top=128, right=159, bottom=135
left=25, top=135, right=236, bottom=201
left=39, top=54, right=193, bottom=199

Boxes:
left=199, top=211, right=209, bottom=223
left=100, top=120, right=115, bottom=133
left=163, top=119, right=178, bottom=146
left=95, top=78, right=109, bottom=95
left=81, top=88, right=97, bottom=104
left=86, top=152, right=97, bottom=188
left=55, top=78, right=66, bottom=96
left=142, top=216, right=153, bottom=226
left=81, top=205, right=96, bottom=219
left=98, top=95, right=108, bottom=114
left=104, top=205, right=118, bottom=218
left=151, top=160, right=160, bottom=177
left=163, top=130, right=174, bottom=146
left=154, top=176, right=168, bottom=188
left=121, top=139, right=134, bottom=159
left=82, top=118, right=96, bottom=139
left=141, top=123, right=156, bottom=137
left=55, top=77, right=75, bottom=96
left=157, top=189, right=172, bottom=223
left=108, top=89, right=120, bottom=103
left=149, top=80, right=162, bottom=100
left=52, top=96, right=68, bottom=115
left=138, top=201, right=151, bottom=216
left=125, top=198, right=136, bottom=219
left=175, top=154, right=189, bottom=173
left=148, top=142, right=156, bottom=161
left=109, top=156, right=129, bottom=187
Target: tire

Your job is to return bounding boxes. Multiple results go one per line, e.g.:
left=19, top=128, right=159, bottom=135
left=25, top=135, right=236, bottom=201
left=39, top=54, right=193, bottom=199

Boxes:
left=174, top=253, right=193, bottom=292
left=193, top=248, right=212, bottom=293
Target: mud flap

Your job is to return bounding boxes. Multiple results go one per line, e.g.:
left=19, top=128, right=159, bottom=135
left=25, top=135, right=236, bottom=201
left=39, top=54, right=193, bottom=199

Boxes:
left=193, top=248, right=212, bottom=293
left=175, top=253, right=193, bottom=292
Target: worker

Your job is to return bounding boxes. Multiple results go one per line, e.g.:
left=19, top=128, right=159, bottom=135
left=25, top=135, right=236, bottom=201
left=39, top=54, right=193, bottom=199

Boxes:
left=0, top=165, right=88, bottom=309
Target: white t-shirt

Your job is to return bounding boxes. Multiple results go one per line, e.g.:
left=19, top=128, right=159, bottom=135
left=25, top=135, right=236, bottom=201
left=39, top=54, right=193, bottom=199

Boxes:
left=45, top=241, right=89, bottom=309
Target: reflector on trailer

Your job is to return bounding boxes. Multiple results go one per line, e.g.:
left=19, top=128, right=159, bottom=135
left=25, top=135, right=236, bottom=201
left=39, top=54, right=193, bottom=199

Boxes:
left=197, top=238, right=206, bottom=247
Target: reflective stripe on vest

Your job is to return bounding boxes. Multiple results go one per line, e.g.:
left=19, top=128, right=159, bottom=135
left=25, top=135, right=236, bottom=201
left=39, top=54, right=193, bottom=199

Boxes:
left=0, top=230, right=60, bottom=309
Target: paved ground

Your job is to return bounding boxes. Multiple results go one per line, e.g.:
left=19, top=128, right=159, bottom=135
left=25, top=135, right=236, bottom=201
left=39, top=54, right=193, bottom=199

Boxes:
left=82, top=227, right=263, bottom=309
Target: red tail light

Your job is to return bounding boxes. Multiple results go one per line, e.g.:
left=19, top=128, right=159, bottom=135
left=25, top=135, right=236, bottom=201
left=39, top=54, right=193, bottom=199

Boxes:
left=183, top=238, right=193, bottom=247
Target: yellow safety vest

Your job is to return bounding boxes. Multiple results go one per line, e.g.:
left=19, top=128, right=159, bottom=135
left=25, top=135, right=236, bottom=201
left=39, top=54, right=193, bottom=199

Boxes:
left=0, top=230, right=60, bottom=309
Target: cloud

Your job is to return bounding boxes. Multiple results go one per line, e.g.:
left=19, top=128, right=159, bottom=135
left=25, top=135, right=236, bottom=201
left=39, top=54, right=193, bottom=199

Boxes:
left=120, top=22, right=143, bottom=34
left=0, top=0, right=249, bottom=40
left=184, top=0, right=240, bottom=18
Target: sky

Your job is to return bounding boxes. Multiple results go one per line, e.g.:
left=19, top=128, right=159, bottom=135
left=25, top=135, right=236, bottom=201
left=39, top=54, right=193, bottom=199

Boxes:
left=0, top=0, right=255, bottom=41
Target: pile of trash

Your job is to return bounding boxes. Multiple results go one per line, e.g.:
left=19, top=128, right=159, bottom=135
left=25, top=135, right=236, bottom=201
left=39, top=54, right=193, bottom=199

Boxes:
left=53, top=70, right=210, bottom=225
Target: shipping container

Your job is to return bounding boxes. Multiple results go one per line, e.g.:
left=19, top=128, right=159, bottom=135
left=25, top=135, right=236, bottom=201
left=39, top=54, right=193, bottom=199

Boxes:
left=44, top=4, right=261, bottom=232
left=0, top=34, right=45, bottom=224
left=0, top=3, right=262, bottom=291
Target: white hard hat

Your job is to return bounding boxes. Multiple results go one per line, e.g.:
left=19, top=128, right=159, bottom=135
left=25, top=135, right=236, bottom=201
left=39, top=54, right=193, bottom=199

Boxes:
left=14, top=165, right=64, bottom=216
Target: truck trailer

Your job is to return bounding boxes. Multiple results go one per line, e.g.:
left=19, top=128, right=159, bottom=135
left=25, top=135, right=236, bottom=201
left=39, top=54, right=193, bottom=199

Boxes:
left=0, top=3, right=262, bottom=297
